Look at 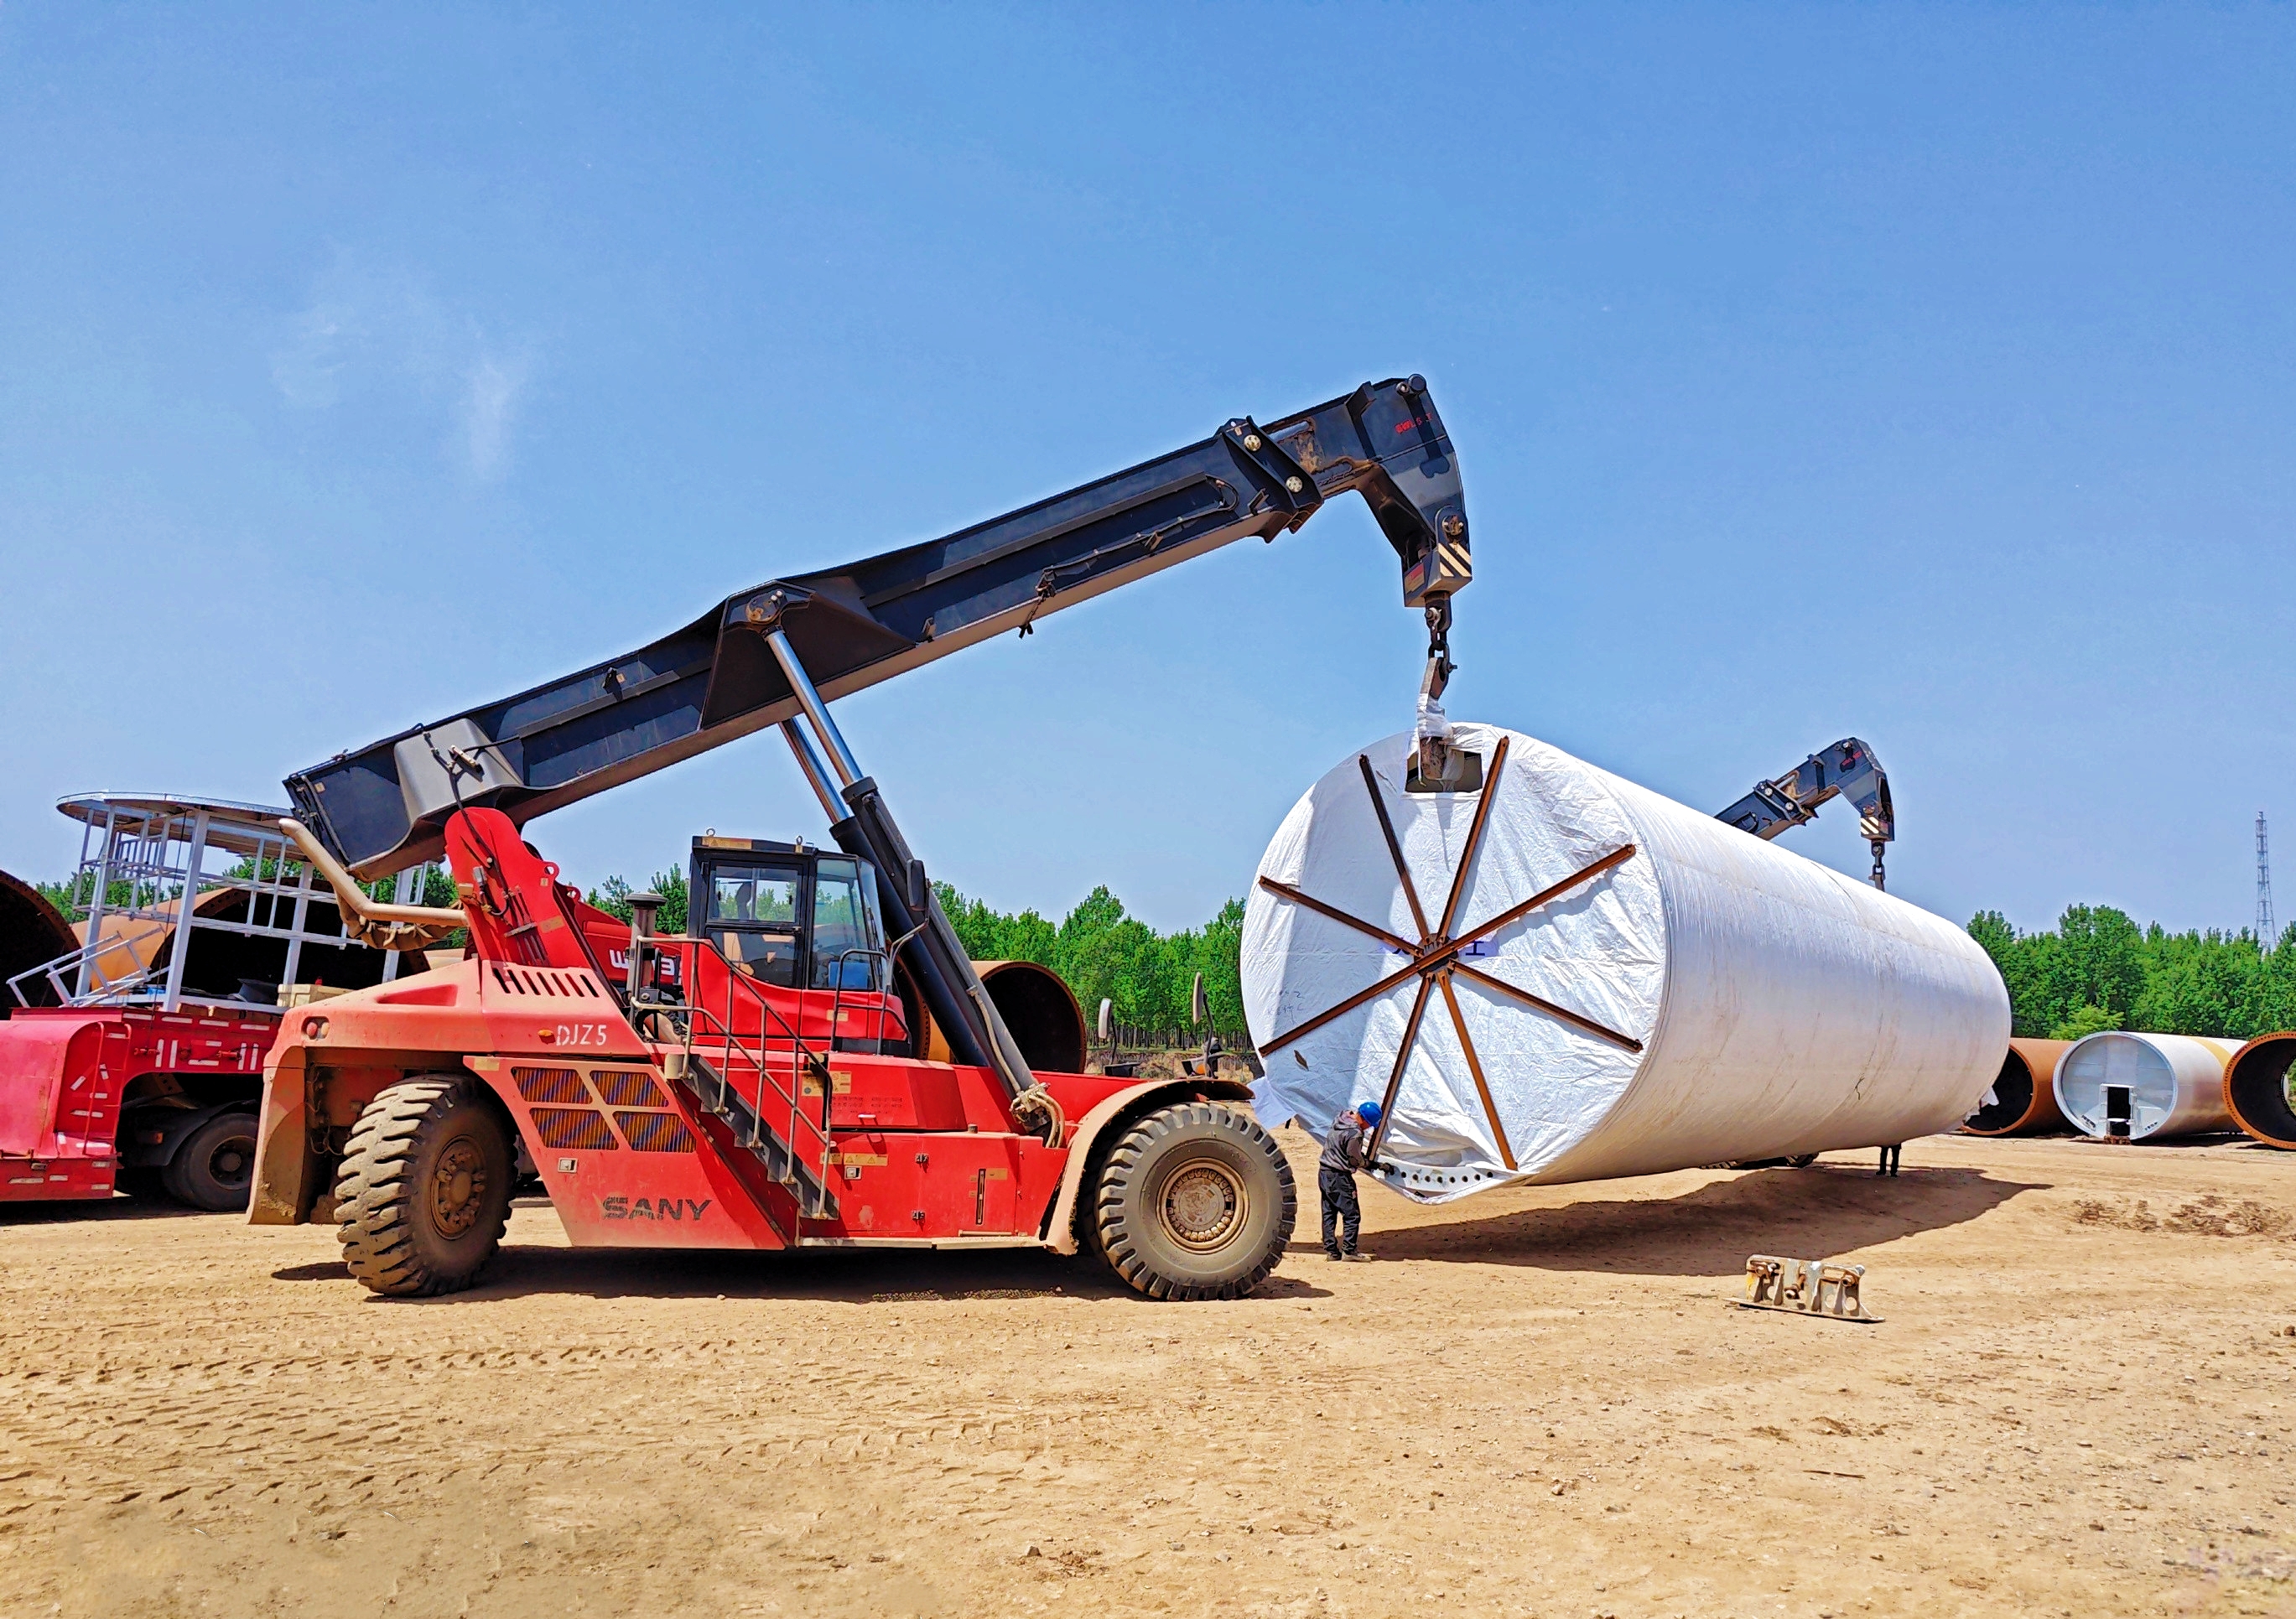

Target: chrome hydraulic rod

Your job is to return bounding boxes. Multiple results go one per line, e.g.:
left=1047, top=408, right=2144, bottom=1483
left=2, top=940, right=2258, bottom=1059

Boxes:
left=777, top=719, right=844, bottom=822
left=765, top=629, right=864, bottom=787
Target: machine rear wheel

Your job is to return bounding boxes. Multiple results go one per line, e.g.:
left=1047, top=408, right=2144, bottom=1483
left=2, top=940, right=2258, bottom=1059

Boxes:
left=163, top=1111, right=258, bottom=1211
left=1093, top=1102, right=1295, bottom=1300
left=334, top=1074, right=514, bottom=1299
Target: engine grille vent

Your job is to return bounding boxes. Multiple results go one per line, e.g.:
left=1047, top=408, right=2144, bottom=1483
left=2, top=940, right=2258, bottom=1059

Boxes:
left=512, top=1066, right=589, bottom=1105
left=532, top=1108, right=618, bottom=1151
left=616, top=1112, right=696, bottom=1153
left=593, top=1069, right=667, bottom=1108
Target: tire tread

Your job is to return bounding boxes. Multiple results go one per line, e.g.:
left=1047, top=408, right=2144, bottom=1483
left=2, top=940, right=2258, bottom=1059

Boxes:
left=334, top=1075, right=511, bottom=1299
left=1092, top=1101, right=1296, bottom=1301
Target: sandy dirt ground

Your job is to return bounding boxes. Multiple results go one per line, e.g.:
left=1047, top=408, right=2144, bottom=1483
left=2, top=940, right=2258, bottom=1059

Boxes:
left=3, top=1129, right=2293, bottom=1619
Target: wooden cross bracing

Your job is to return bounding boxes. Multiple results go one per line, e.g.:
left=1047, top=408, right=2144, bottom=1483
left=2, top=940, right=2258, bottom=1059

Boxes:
left=1254, top=735, right=1643, bottom=1170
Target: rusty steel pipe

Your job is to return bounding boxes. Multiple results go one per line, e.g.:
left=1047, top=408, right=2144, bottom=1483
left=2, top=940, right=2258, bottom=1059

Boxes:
left=1962, top=1038, right=2073, bottom=1135
left=0, top=869, right=78, bottom=1009
left=910, top=960, right=1086, bottom=1074
left=2225, top=1030, right=2296, bottom=1149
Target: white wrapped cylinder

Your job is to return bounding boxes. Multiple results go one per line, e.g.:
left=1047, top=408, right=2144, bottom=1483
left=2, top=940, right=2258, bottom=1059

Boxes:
left=2052, top=1031, right=2236, bottom=1141
left=1242, top=724, right=2011, bottom=1202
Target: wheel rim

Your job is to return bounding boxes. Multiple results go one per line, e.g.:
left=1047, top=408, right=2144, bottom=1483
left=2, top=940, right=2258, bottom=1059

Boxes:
left=1156, top=1157, right=1248, bottom=1253
left=429, top=1137, right=489, bottom=1239
left=207, top=1135, right=254, bottom=1191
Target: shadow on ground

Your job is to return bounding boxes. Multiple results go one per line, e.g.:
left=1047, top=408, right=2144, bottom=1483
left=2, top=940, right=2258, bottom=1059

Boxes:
left=270, top=1165, right=2039, bottom=1303
left=292, top=1234, right=1335, bottom=1306
left=0, top=1195, right=221, bottom=1226
left=1347, top=1162, right=2049, bottom=1277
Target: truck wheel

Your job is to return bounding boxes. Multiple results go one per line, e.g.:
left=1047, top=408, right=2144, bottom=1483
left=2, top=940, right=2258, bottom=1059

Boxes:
left=162, top=1111, right=259, bottom=1212
left=334, top=1075, right=514, bottom=1299
left=116, top=1165, right=167, bottom=1201
left=1093, top=1102, right=1296, bottom=1300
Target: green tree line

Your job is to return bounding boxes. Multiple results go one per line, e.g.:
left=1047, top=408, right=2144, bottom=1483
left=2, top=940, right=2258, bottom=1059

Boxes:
left=935, top=883, right=1246, bottom=1040
left=1968, top=905, right=2296, bottom=1040
left=35, top=861, right=455, bottom=922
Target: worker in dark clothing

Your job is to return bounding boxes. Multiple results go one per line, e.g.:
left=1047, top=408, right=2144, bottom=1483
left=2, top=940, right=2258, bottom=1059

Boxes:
left=1320, top=1100, right=1382, bottom=1261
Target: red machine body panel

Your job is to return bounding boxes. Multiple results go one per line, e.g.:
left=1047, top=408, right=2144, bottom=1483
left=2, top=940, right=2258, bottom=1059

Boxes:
left=252, top=807, right=1183, bottom=1267
left=0, top=1005, right=273, bottom=1201
left=257, top=951, right=1150, bottom=1250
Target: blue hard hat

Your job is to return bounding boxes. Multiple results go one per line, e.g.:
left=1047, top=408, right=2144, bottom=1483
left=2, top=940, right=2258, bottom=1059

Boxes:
left=1356, top=1100, right=1383, bottom=1126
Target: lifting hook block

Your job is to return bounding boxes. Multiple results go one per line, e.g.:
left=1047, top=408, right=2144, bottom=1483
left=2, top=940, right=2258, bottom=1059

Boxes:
left=1738, top=1254, right=1879, bottom=1323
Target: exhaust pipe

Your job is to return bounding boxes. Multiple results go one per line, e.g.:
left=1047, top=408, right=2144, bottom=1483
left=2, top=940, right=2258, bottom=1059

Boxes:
left=278, top=820, right=465, bottom=952
left=2225, top=1031, right=2296, bottom=1149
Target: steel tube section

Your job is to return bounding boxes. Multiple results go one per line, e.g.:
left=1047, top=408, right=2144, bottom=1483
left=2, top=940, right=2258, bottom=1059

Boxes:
left=2053, top=1031, right=2238, bottom=1141
left=1962, top=1038, right=2073, bottom=1135
left=277, top=820, right=465, bottom=947
left=908, top=961, right=1088, bottom=1074
left=762, top=628, right=863, bottom=788
left=0, top=869, right=77, bottom=1009
left=1243, top=723, right=2009, bottom=1201
left=777, top=719, right=844, bottom=822
left=2223, top=1031, right=2296, bottom=1148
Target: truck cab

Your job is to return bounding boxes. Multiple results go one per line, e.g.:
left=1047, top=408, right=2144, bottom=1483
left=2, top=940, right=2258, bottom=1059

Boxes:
left=681, top=836, right=906, bottom=1056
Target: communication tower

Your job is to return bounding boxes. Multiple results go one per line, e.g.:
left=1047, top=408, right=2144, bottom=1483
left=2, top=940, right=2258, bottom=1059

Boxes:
left=2260, top=811, right=2274, bottom=945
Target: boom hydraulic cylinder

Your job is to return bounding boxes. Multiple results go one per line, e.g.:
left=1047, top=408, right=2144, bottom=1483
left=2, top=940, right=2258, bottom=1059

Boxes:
left=762, top=612, right=1057, bottom=1138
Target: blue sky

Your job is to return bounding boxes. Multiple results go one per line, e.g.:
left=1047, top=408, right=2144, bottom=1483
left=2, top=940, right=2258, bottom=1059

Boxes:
left=3, top=6, right=2291, bottom=938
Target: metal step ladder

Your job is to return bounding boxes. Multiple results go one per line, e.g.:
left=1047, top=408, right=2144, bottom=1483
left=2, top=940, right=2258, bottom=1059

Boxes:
left=662, top=1049, right=839, bottom=1221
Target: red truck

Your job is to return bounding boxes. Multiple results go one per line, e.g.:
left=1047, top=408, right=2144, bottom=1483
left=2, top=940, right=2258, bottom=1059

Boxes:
left=0, top=795, right=429, bottom=1208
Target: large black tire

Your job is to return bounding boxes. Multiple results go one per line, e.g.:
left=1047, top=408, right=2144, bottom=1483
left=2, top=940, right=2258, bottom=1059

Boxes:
left=162, top=1111, right=259, bottom=1212
left=334, top=1075, right=514, bottom=1299
left=1093, top=1102, right=1296, bottom=1300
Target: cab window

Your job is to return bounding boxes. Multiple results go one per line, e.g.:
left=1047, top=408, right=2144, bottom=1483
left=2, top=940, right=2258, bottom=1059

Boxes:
left=810, top=858, right=876, bottom=989
left=706, top=864, right=802, bottom=987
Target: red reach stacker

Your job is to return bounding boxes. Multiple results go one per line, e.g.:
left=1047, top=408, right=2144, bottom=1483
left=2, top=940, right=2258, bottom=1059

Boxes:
left=248, top=376, right=1475, bottom=1299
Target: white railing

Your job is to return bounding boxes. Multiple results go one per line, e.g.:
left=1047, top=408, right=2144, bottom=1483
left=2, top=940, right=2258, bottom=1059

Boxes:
left=8, top=794, right=434, bottom=1014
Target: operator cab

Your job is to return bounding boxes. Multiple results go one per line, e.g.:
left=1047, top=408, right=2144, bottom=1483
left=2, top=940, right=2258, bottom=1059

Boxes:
left=688, top=836, right=886, bottom=994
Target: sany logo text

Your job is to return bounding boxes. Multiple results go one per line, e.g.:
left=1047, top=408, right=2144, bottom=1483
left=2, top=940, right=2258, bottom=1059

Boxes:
left=601, top=1196, right=712, bottom=1222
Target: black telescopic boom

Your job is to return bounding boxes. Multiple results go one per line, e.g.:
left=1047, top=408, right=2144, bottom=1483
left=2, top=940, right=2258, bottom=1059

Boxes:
left=286, top=376, right=1470, bottom=879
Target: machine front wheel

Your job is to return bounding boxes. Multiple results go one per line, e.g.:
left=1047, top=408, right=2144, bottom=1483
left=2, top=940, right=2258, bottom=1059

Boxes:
left=1092, top=1102, right=1296, bottom=1300
left=334, top=1074, right=514, bottom=1298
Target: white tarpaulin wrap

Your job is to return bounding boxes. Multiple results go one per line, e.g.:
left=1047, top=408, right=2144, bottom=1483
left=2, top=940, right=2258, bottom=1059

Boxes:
left=1243, top=724, right=2011, bottom=1203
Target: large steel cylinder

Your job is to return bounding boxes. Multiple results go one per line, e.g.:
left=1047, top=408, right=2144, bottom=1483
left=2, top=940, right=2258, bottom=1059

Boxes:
left=1241, top=724, right=2010, bottom=1201
left=1962, top=1038, right=2073, bottom=1135
left=909, top=960, right=1086, bottom=1073
left=2222, top=1031, right=2296, bottom=1149
left=2053, top=1031, right=2237, bottom=1141
left=0, top=869, right=75, bottom=1010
